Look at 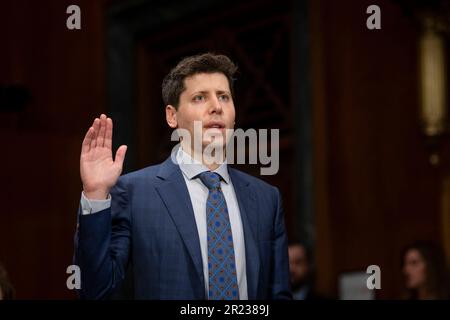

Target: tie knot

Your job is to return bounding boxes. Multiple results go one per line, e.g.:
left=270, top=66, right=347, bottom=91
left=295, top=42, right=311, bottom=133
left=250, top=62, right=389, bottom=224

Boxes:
left=198, top=171, right=221, bottom=190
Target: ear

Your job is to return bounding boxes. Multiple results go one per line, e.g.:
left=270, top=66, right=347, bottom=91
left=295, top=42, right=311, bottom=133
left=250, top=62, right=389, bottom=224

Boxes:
left=166, top=105, right=178, bottom=128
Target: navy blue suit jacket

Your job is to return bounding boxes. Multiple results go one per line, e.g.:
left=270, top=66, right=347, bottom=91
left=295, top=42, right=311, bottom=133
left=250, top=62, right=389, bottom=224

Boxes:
left=74, top=156, right=291, bottom=300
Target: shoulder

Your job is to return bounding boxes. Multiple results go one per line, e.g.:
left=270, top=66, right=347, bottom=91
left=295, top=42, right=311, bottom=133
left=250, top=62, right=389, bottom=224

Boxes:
left=122, top=164, right=162, bottom=179
left=116, top=161, right=167, bottom=187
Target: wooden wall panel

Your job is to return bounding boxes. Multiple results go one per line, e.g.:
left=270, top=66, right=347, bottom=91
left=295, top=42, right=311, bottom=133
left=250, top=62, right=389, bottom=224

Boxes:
left=311, top=0, right=444, bottom=299
left=0, top=0, right=106, bottom=299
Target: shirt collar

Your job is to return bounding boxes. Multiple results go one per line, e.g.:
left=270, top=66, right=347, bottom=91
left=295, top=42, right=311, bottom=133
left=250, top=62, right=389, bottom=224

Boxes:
left=176, top=145, right=230, bottom=184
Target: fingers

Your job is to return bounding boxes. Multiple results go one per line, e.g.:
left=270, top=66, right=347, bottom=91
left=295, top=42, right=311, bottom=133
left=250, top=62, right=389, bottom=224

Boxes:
left=90, top=118, right=100, bottom=149
left=81, top=127, right=94, bottom=155
left=104, top=117, right=113, bottom=150
left=114, top=145, right=128, bottom=168
left=97, top=114, right=107, bottom=148
left=85, top=114, right=113, bottom=154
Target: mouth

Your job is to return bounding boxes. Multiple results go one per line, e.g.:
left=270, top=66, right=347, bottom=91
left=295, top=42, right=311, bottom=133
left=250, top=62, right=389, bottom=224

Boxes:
left=203, top=121, right=226, bottom=130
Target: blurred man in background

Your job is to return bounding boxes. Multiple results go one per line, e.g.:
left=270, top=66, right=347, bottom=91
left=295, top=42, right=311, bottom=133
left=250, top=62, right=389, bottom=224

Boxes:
left=288, top=242, right=327, bottom=300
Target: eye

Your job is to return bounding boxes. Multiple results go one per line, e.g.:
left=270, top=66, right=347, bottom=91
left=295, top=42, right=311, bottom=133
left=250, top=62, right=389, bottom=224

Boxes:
left=218, top=94, right=230, bottom=102
left=193, top=95, right=204, bottom=102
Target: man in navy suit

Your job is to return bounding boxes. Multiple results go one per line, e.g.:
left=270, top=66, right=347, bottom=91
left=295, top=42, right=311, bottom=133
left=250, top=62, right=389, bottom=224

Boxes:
left=75, top=53, right=291, bottom=300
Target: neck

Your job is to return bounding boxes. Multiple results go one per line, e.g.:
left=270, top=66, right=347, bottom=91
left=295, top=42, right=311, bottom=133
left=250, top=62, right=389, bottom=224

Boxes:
left=201, top=158, right=220, bottom=171
left=180, top=143, right=225, bottom=171
left=417, top=286, right=435, bottom=300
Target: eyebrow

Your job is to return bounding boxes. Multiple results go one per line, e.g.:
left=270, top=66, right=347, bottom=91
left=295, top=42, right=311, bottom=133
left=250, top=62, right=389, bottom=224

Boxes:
left=192, top=90, right=231, bottom=95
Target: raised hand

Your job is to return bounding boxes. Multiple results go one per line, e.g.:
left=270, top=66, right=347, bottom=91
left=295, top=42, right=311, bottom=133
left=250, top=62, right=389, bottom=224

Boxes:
left=80, top=114, right=127, bottom=200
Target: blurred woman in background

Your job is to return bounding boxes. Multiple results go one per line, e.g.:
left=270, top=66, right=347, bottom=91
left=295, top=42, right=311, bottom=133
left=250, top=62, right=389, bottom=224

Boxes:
left=0, top=262, right=15, bottom=300
left=402, top=242, right=449, bottom=300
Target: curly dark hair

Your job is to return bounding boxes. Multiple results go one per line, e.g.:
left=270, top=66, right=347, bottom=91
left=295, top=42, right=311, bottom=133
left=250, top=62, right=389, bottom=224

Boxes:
left=162, top=53, right=238, bottom=109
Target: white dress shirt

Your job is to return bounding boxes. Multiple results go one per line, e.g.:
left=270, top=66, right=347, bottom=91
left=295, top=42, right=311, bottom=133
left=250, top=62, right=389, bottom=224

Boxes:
left=80, top=146, right=248, bottom=299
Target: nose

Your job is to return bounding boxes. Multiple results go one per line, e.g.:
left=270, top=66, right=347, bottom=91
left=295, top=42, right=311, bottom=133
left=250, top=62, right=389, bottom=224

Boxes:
left=402, top=266, right=408, bottom=276
left=209, top=95, right=223, bottom=114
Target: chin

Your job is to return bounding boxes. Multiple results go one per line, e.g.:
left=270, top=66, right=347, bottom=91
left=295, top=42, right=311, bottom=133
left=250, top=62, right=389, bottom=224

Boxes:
left=203, top=140, right=226, bottom=150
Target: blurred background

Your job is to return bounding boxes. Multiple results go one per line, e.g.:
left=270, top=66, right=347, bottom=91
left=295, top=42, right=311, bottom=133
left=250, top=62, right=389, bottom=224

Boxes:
left=1, top=0, right=450, bottom=299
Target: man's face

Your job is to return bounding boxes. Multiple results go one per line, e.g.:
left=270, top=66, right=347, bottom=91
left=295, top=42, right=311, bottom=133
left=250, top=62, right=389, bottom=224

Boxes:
left=166, top=72, right=235, bottom=154
left=403, top=249, right=427, bottom=290
left=288, top=245, right=310, bottom=287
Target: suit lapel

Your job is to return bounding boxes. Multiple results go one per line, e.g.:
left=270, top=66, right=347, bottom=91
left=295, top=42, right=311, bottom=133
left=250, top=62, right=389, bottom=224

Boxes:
left=155, top=157, right=205, bottom=296
left=229, top=168, right=261, bottom=300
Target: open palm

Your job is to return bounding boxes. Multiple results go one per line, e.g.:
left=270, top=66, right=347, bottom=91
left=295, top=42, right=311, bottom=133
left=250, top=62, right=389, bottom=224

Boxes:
left=80, top=114, right=127, bottom=200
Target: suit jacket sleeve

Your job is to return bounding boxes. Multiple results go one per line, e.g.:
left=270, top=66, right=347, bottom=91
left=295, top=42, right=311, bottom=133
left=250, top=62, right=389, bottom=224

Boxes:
left=270, top=187, right=292, bottom=300
left=74, top=176, right=131, bottom=299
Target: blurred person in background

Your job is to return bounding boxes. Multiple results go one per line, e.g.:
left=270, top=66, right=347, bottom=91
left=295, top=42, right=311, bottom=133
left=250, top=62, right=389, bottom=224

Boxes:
left=402, top=241, right=449, bottom=300
left=288, top=241, right=327, bottom=300
left=0, top=262, right=15, bottom=300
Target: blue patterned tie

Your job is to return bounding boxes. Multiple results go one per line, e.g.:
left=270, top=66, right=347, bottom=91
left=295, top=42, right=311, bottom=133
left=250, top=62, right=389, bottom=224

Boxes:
left=198, top=171, right=239, bottom=300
